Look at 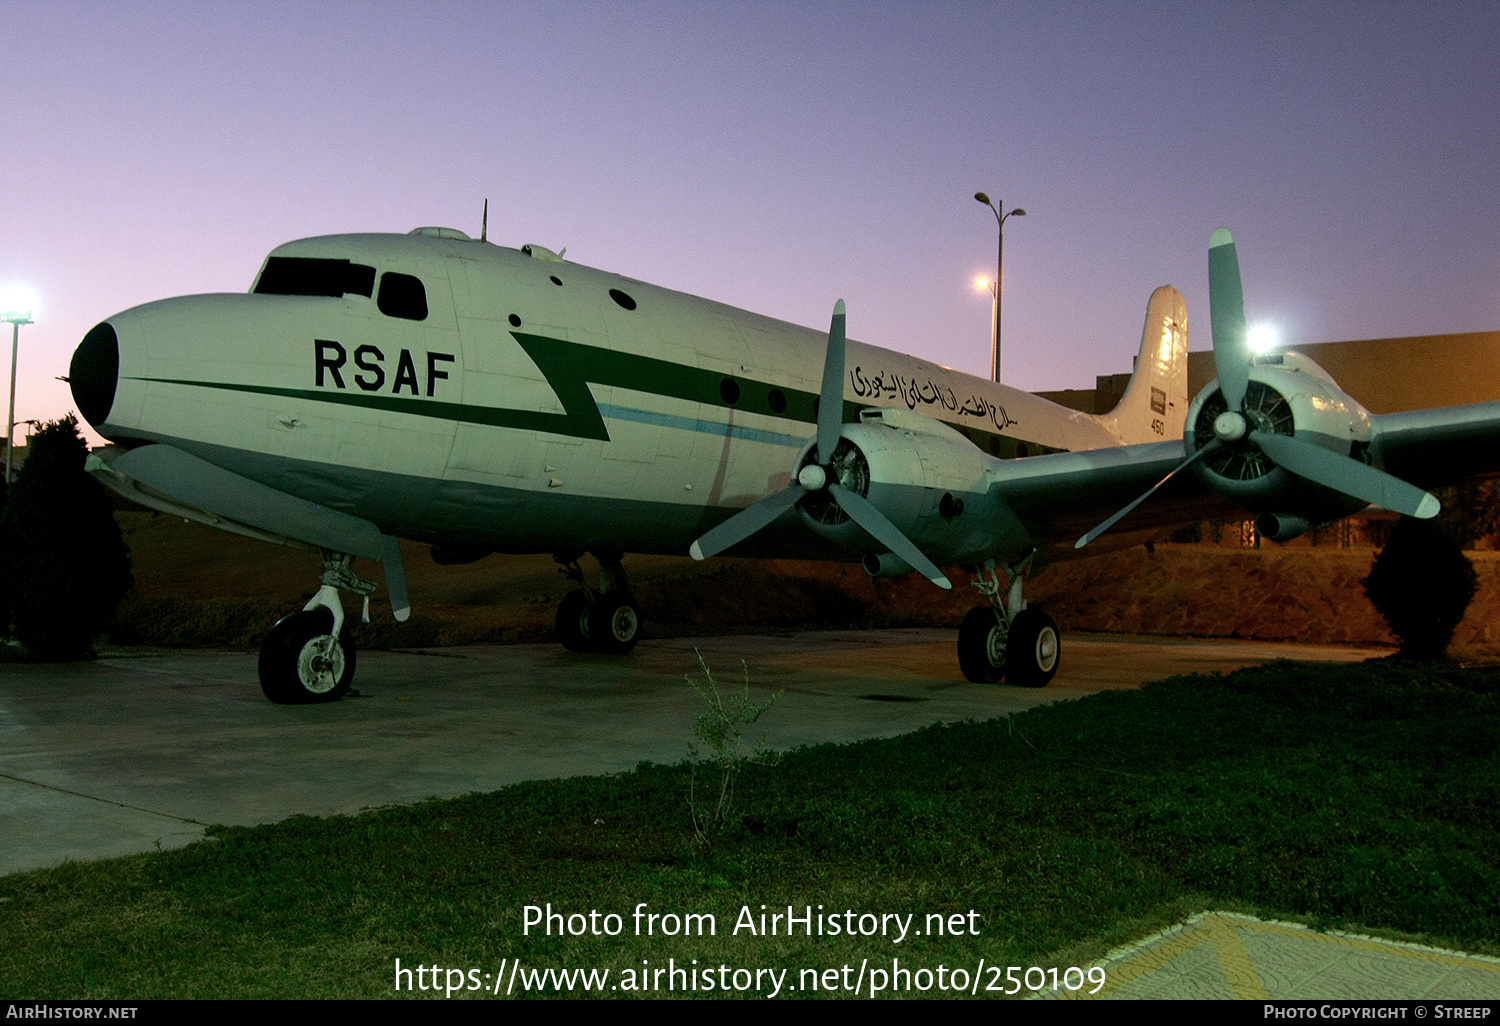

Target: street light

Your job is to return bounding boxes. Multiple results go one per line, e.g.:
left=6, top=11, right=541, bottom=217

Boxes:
left=974, top=192, right=1025, bottom=382
left=2, top=297, right=34, bottom=486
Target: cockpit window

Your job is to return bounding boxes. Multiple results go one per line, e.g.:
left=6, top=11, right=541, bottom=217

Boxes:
left=377, top=272, right=428, bottom=321
left=253, top=257, right=376, bottom=298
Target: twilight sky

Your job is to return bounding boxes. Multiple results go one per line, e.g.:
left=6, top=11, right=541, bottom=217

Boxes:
left=3, top=1, right=1498, bottom=445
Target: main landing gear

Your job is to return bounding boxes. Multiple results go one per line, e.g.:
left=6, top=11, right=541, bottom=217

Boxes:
left=956, top=555, right=1059, bottom=687
left=259, top=552, right=374, bottom=704
left=554, top=552, right=643, bottom=655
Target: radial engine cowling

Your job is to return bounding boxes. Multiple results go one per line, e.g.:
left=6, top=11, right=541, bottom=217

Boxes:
left=796, top=407, right=1007, bottom=565
left=1183, top=350, right=1374, bottom=521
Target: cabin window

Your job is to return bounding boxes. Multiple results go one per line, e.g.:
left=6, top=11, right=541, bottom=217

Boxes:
left=767, top=388, right=787, bottom=414
left=377, top=272, right=428, bottom=321
left=719, top=377, right=741, bottom=405
left=609, top=288, right=637, bottom=311
left=254, top=257, right=375, bottom=298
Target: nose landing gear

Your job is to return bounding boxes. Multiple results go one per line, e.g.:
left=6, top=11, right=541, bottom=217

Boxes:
left=258, top=552, right=375, bottom=704
left=259, top=608, right=357, bottom=703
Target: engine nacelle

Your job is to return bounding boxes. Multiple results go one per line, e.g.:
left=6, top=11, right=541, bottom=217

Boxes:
left=797, top=407, right=1015, bottom=566
left=1183, top=350, right=1373, bottom=521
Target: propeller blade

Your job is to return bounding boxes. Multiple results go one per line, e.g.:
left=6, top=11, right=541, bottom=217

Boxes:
left=1075, top=440, right=1223, bottom=550
left=690, top=298, right=849, bottom=563
left=690, top=485, right=807, bottom=560
left=816, top=299, right=847, bottom=463
left=1251, top=432, right=1439, bottom=519
left=1208, top=227, right=1250, bottom=411
left=829, top=484, right=953, bottom=589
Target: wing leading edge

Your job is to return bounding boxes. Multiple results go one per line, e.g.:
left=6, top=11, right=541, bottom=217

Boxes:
left=984, top=439, right=1239, bottom=560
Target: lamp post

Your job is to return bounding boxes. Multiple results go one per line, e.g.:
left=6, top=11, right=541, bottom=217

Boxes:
left=974, top=192, right=1025, bottom=382
left=2, top=307, right=33, bottom=486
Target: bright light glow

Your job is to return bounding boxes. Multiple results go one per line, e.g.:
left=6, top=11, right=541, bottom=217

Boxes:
left=1247, top=323, right=1278, bottom=353
left=974, top=276, right=991, bottom=292
left=0, top=284, right=38, bottom=322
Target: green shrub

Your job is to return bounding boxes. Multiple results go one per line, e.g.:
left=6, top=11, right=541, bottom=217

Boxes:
left=1362, top=516, right=1477, bottom=660
left=2, top=417, right=133, bottom=658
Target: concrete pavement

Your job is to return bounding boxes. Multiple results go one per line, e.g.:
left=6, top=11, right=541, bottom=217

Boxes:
left=1044, top=911, right=1500, bottom=1001
left=10, top=629, right=1496, bottom=1003
left=0, top=629, right=1377, bottom=876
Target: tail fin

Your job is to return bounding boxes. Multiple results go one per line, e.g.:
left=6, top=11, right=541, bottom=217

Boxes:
left=1094, top=285, right=1188, bottom=445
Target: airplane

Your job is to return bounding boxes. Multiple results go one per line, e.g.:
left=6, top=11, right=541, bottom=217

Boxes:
left=67, top=224, right=1500, bottom=703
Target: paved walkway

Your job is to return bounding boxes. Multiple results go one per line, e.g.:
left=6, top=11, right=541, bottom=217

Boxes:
left=1044, top=911, right=1500, bottom=1001
left=1, top=631, right=1377, bottom=876
left=12, top=632, right=1493, bottom=1002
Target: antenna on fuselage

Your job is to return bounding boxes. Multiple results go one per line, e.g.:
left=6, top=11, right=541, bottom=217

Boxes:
left=480, top=198, right=488, bottom=243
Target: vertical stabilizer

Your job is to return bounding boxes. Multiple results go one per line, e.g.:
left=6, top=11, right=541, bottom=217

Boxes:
left=1094, top=285, right=1188, bottom=445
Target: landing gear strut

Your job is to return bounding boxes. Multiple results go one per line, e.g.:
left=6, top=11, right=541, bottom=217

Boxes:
left=956, top=554, right=1059, bottom=687
left=554, top=552, right=643, bottom=655
left=259, top=552, right=374, bottom=703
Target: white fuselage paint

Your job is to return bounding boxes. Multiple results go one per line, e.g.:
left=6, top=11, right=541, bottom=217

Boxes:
left=92, top=231, right=1143, bottom=561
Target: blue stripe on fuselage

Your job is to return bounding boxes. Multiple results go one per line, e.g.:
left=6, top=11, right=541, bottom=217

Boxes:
left=596, top=403, right=808, bottom=449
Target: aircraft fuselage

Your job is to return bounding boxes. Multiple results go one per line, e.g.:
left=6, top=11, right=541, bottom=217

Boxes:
left=75, top=229, right=1123, bottom=566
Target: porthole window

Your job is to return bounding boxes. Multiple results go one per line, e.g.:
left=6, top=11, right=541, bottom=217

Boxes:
left=508, top=314, right=522, bottom=327
left=767, top=388, right=787, bottom=414
left=1016, top=441, right=1030, bottom=457
left=988, top=437, right=1002, bottom=456
left=609, top=288, right=637, bottom=311
left=719, top=377, right=741, bottom=405
left=377, top=272, right=428, bottom=321
left=550, top=276, right=563, bottom=286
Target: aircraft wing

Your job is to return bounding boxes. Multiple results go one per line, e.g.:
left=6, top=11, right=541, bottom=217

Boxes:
left=985, top=439, right=1238, bottom=552
left=989, top=398, right=1500, bottom=559
left=1370, top=400, right=1500, bottom=487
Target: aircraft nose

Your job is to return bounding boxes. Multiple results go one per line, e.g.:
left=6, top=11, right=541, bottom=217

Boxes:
left=70, top=321, right=119, bottom=430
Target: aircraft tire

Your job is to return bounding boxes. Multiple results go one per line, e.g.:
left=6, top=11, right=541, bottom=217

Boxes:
left=258, top=609, right=356, bottom=704
left=1005, top=608, right=1059, bottom=688
left=957, top=606, right=1006, bottom=683
left=556, top=590, right=594, bottom=652
left=589, top=592, right=642, bottom=655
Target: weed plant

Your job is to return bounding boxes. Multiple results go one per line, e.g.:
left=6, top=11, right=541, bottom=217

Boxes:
left=2, top=659, right=1496, bottom=998
left=684, top=651, right=781, bottom=845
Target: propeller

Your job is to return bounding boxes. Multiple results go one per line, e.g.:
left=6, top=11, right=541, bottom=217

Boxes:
left=1077, top=228, right=1437, bottom=550
left=690, top=300, right=952, bottom=589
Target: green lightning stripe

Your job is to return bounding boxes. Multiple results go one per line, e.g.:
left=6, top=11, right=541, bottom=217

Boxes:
left=511, top=332, right=824, bottom=438
left=129, top=333, right=825, bottom=442
left=126, top=332, right=1049, bottom=457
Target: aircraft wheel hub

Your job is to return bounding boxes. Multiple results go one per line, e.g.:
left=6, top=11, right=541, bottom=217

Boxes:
left=604, top=604, right=638, bottom=643
left=297, top=637, right=344, bottom=694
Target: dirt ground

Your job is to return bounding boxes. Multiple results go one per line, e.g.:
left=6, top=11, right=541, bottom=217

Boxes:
left=110, top=511, right=1500, bottom=660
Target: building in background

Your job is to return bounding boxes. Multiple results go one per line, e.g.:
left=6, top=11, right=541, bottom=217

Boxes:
left=1036, top=331, right=1500, bottom=416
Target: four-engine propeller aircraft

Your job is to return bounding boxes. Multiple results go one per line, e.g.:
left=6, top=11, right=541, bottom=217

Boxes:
left=68, top=225, right=1500, bottom=703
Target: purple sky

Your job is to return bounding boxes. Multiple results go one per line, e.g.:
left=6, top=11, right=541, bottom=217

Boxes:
left=3, top=1, right=1498, bottom=445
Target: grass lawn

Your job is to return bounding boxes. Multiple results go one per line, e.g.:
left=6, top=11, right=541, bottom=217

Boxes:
left=2, top=658, right=1496, bottom=999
